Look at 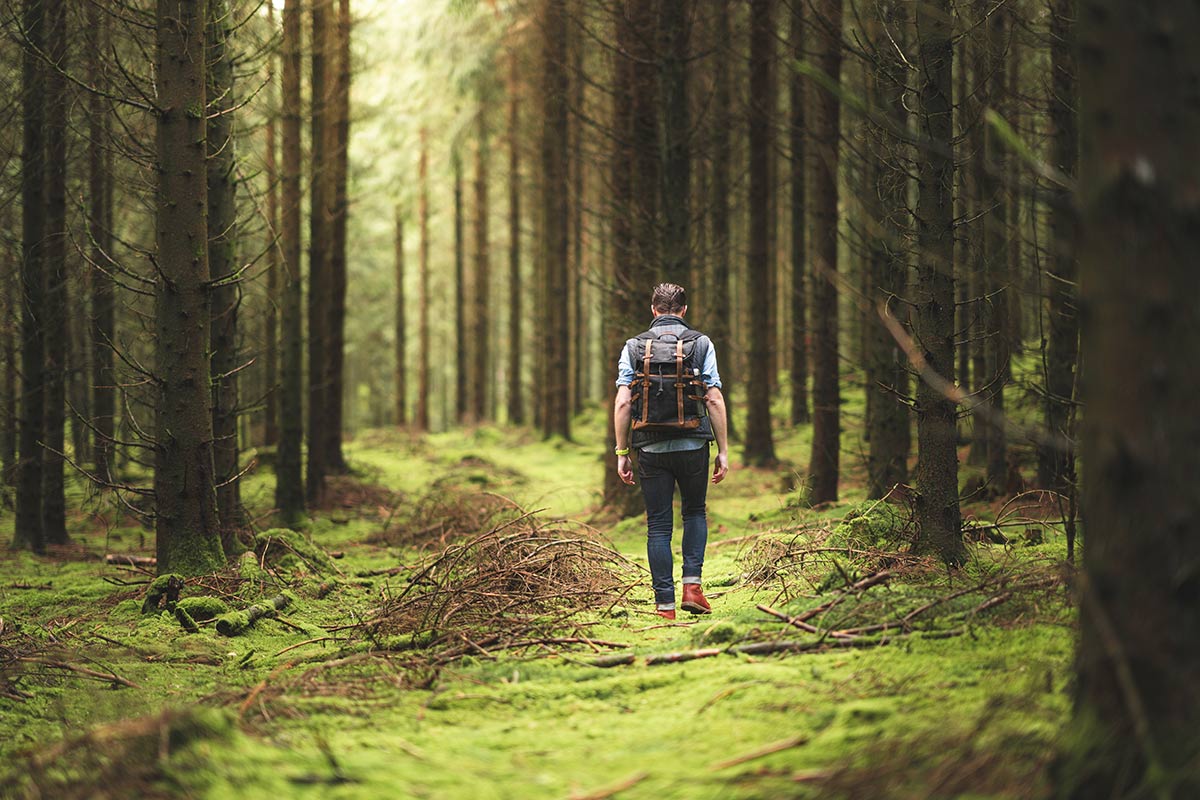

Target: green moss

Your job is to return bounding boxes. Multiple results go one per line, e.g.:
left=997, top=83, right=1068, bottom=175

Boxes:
left=255, top=528, right=334, bottom=573
left=176, top=596, right=229, bottom=620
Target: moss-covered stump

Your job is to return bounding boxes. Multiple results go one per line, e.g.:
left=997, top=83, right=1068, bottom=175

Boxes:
left=140, top=574, right=185, bottom=614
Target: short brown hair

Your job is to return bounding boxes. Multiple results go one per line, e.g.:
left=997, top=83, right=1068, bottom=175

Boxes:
left=651, top=283, right=687, bottom=314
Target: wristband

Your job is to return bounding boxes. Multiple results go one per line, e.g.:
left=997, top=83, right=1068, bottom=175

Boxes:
left=614, top=447, right=630, bottom=456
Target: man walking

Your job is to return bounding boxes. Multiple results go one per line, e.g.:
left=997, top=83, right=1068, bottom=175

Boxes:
left=614, top=283, right=730, bottom=620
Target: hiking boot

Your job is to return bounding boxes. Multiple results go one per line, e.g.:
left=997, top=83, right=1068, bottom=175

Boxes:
left=656, top=607, right=676, bottom=621
left=681, top=584, right=711, bottom=615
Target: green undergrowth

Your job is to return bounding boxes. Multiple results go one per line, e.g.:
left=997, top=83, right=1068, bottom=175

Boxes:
left=1, top=400, right=1078, bottom=799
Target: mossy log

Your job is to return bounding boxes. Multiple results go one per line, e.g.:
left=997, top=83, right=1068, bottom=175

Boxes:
left=176, top=596, right=229, bottom=621
left=216, top=594, right=290, bottom=637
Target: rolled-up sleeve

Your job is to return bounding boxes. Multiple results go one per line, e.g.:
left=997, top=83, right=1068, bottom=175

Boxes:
left=702, top=340, right=722, bottom=389
left=616, top=347, right=635, bottom=387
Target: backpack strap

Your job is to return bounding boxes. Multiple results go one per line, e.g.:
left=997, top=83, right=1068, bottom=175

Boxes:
left=675, top=339, right=685, bottom=423
left=640, top=338, right=652, bottom=425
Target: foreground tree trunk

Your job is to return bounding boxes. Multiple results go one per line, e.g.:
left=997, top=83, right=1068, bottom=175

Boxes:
left=911, top=0, right=964, bottom=565
left=659, top=0, right=690, bottom=286
left=864, top=1, right=911, bottom=499
left=743, top=0, right=777, bottom=467
left=1063, top=1, right=1200, bottom=794
left=416, top=131, right=431, bottom=432
left=14, top=0, right=47, bottom=552
left=709, top=0, right=736, bottom=441
left=806, top=0, right=842, bottom=501
left=1037, top=0, right=1078, bottom=494
left=207, top=0, right=245, bottom=551
left=262, top=2, right=280, bottom=449
left=787, top=1, right=809, bottom=426
left=154, top=0, right=224, bottom=575
left=324, top=0, right=351, bottom=473
left=306, top=0, right=332, bottom=504
left=274, top=0, right=306, bottom=524
left=41, top=0, right=68, bottom=545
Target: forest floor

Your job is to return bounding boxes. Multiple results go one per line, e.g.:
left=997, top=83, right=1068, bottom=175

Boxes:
left=0, top=388, right=1076, bottom=799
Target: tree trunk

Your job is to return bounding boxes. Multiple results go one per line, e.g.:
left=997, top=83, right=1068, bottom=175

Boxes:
left=263, top=0, right=280, bottom=449
left=540, top=0, right=570, bottom=440
left=709, top=0, right=735, bottom=442
left=274, top=0, right=306, bottom=524
left=788, top=0, right=809, bottom=426
left=324, top=0, right=351, bottom=473
left=569, top=28, right=586, bottom=417
left=154, top=0, right=224, bottom=575
left=1066, top=1, right=1200, bottom=792
left=743, top=0, right=778, bottom=468
left=15, top=0, right=47, bottom=553
left=629, top=0, right=659, bottom=279
left=659, top=0, right=690, bottom=287
left=416, top=130, right=431, bottom=431
left=207, top=0, right=244, bottom=551
left=982, top=9, right=1009, bottom=490
left=603, top=0, right=644, bottom=518
left=864, top=0, right=911, bottom=500
left=966, top=37, right=988, bottom=468
left=394, top=209, right=407, bottom=425
left=472, top=110, right=491, bottom=423
left=453, top=150, right=467, bottom=424
left=1, top=246, right=15, bottom=485
left=306, top=0, right=332, bottom=504
left=806, top=0, right=841, bottom=499
left=911, top=0, right=964, bottom=565
left=41, top=0, right=68, bottom=546
left=507, top=48, right=523, bottom=426
left=1037, top=0, right=1078, bottom=494
left=87, top=4, right=116, bottom=482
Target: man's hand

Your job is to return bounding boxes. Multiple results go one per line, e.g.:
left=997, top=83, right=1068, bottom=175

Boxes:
left=712, top=452, right=729, bottom=484
left=617, top=454, right=635, bottom=485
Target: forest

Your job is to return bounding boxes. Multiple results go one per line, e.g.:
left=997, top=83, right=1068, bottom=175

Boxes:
left=0, top=0, right=1195, bottom=797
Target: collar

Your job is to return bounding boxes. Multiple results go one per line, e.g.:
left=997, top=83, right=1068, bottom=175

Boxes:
left=649, top=314, right=688, bottom=329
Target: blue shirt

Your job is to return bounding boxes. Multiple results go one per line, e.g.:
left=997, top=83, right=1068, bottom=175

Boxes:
left=616, top=337, right=721, bottom=453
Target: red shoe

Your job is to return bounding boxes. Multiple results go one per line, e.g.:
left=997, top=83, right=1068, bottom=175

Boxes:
left=681, top=584, right=711, bottom=615
left=656, top=608, right=676, bottom=621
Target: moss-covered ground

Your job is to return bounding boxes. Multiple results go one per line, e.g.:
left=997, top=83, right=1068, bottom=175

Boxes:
left=0, top=380, right=1076, bottom=799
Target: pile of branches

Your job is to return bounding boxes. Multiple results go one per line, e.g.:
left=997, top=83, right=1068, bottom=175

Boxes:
left=742, top=562, right=1068, bottom=656
left=351, top=510, right=638, bottom=665
left=368, top=486, right=521, bottom=550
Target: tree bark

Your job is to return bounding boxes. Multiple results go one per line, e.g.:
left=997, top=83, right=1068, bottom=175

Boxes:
left=864, top=0, right=911, bottom=500
left=788, top=0, right=809, bottom=426
left=472, top=109, right=491, bottom=423
left=324, top=0, right=351, bottom=473
left=207, top=0, right=244, bottom=550
left=1, top=246, right=15, bottom=485
left=1066, top=1, right=1200, bottom=792
left=263, top=0, right=279, bottom=449
left=15, top=0, right=47, bottom=552
left=416, top=130, right=431, bottom=431
left=540, top=0, right=570, bottom=440
left=41, top=0, right=68, bottom=546
left=806, top=0, right=842, bottom=499
left=453, top=149, right=467, bottom=424
left=507, top=48, right=524, bottom=426
left=629, top=0, right=659, bottom=280
left=911, top=0, right=964, bottom=565
left=709, top=0, right=735, bottom=442
left=154, top=0, right=224, bottom=575
left=743, top=0, right=778, bottom=467
left=1037, top=0, right=1078, bottom=494
left=274, top=0, right=306, bottom=524
left=394, top=209, right=407, bottom=425
left=659, top=0, right=690, bottom=287
left=982, top=9, right=1009, bottom=490
left=306, top=0, right=332, bottom=504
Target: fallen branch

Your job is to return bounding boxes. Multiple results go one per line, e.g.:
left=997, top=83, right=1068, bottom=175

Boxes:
left=709, top=735, right=808, bottom=771
left=645, top=648, right=722, bottom=666
left=216, top=594, right=290, bottom=637
left=569, top=771, right=649, bottom=800
left=757, top=604, right=855, bottom=639
left=18, top=657, right=141, bottom=689
left=105, top=554, right=156, bottom=568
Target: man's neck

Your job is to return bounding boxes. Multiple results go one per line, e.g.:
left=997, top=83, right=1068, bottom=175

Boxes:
left=651, top=313, right=687, bottom=327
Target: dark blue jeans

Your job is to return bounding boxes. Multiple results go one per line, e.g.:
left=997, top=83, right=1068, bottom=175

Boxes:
left=637, top=447, right=709, bottom=607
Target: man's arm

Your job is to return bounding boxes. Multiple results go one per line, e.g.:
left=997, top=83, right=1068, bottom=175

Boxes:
left=705, top=386, right=730, bottom=484
left=614, top=385, right=635, bottom=485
